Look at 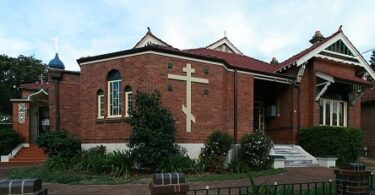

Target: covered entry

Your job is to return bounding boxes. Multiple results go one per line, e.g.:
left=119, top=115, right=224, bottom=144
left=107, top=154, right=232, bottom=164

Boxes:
left=253, top=77, right=295, bottom=143
left=11, top=88, right=49, bottom=144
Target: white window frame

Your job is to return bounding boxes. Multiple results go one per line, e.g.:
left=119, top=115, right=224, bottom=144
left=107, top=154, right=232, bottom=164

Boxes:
left=108, top=80, right=122, bottom=118
left=125, top=91, right=132, bottom=117
left=97, top=94, right=104, bottom=119
left=320, top=98, right=347, bottom=127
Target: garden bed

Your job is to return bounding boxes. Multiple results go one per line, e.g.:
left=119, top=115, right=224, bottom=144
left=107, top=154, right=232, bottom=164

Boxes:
left=8, top=164, right=285, bottom=185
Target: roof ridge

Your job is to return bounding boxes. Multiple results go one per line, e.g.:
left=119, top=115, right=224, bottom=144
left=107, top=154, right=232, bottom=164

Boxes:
left=274, top=28, right=343, bottom=71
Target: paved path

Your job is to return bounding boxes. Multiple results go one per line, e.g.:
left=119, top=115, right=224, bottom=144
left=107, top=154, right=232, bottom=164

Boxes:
left=38, top=167, right=333, bottom=195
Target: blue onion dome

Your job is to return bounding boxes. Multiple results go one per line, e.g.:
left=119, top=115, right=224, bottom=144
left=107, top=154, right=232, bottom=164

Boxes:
left=48, top=53, right=65, bottom=69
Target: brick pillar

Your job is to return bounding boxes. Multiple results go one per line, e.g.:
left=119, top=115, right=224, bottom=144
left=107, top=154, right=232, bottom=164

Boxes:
left=12, top=101, right=31, bottom=143
left=149, top=183, right=189, bottom=195
left=335, top=163, right=371, bottom=195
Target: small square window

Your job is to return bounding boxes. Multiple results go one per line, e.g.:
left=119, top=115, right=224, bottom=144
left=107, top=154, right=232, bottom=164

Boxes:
left=168, top=63, right=173, bottom=69
left=168, top=84, right=173, bottom=91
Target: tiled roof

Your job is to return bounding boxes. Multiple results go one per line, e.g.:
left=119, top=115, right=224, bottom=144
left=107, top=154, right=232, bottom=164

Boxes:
left=185, top=48, right=275, bottom=73
left=274, top=29, right=342, bottom=71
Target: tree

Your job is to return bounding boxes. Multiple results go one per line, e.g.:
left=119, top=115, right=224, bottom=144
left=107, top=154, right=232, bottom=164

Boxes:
left=0, top=54, right=47, bottom=115
left=126, top=90, right=179, bottom=171
left=370, top=50, right=375, bottom=71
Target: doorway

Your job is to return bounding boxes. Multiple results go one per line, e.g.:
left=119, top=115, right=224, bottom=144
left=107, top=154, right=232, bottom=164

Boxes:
left=254, top=102, right=265, bottom=132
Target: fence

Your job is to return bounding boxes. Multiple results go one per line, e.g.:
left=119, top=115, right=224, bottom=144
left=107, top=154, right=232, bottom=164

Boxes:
left=188, top=173, right=375, bottom=195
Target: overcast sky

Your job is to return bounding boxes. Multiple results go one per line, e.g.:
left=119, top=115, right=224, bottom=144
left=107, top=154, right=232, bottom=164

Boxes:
left=1, top=0, right=375, bottom=71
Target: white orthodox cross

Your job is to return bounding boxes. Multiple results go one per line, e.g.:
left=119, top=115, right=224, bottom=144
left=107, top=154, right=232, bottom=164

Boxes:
left=54, top=37, right=59, bottom=53
left=168, top=63, right=209, bottom=132
left=39, top=74, right=45, bottom=84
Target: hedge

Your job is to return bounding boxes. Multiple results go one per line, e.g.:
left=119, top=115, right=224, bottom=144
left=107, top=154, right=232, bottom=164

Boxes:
left=298, top=126, right=362, bottom=163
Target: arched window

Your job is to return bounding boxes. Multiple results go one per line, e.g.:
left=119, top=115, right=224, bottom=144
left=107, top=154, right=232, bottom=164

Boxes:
left=107, top=70, right=122, bottom=117
left=125, top=86, right=133, bottom=117
left=97, top=89, right=104, bottom=118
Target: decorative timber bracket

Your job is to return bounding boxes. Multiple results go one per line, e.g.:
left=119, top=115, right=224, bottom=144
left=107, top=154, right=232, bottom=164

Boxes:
left=315, top=72, right=335, bottom=101
left=350, top=84, right=364, bottom=106
left=296, top=63, right=306, bottom=83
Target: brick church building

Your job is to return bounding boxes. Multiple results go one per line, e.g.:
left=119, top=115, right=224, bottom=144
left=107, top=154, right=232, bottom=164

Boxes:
left=11, top=27, right=375, bottom=158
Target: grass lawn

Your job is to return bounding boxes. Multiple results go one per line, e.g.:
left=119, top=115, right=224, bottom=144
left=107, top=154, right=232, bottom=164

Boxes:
left=8, top=165, right=285, bottom=185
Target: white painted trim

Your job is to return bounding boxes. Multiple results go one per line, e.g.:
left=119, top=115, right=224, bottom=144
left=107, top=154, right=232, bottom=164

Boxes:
left=293, top=32, right=375, bottom=79
left=316, top=72, right=335, bottom=83
left=277, top=32, right=375, bottom=80
left=206, top=38, right=243, bottom=54
left=27, top=89, right=48, bottom=101
left=315, top=54, right=361, bottom=66
left=316, top=82, right=331, bottom=101
left=81, top=143, right=204, bottom=159
left=322, top=49, right=357, bottom=59
left=246, top=71, right=293, bottom=84
left=134, top=34, right=168, bottom=48
left=316, top=157, right=337, bottom=168
left=0, top=143, right=29, bottom=162
left=125, top=91, right=132, bottom=117
left=107, top=79, right=122, bottom=117
left=97, top=94, right=104, bottom=119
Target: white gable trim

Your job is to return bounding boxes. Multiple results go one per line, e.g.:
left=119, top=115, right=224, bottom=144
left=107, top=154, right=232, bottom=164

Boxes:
left=206, top=38, right=243, bottom=54
left=134, top=34, right=168, bottom=48
left=294, top=32, right=375, bottom=80
left=27, top=89, right=48, bottom=101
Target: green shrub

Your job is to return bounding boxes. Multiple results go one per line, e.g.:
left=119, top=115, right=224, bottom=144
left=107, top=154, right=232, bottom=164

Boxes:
left=36, top=129, right=81, bottom=158
left=74, top=145, right=108, bottom=174
left=46, top=156, right=73, bottom=170
left=239, top=132, right=273, bottom=170
left=200, top=131, right=233, bottom=172
left=126, top=91, right=179, bottom=171
left=107, top=150, right=134, bottom=178
left=298, top=126, right=362, bottom=163
left=229, top=159, right=250, bottom=173
left=0, top=128, right=23, bottom=155
left=157, top=153, right=195, bottom=173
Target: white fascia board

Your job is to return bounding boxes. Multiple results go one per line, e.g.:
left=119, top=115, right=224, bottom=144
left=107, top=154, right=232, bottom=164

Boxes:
left=206, top=38, right=243, bottom=54
left=27, top=89, right=48, bottom=101
left=316, top=72, right=335, bottom=83
left=296, top=32, right=375, bottom=80
left=134, top=34, right=167, bottom=48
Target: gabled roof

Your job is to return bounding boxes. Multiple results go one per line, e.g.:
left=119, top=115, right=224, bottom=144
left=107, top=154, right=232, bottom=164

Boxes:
left=133, top=28, right=173, bottom=48
left=205, top=37, right=243, bottom=55
left=275, top=27, right=375, bottom=80
left=185, top=48, right=275, bottom=73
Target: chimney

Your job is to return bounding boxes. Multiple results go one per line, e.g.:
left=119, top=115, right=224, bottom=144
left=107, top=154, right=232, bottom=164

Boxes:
left=309, top=31, right=325, bottom=44
left=270, top=57, right=279, bottom=65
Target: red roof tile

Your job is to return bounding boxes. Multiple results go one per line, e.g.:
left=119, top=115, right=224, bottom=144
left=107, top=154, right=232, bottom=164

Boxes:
left=185, top=48, right=275, bottom=73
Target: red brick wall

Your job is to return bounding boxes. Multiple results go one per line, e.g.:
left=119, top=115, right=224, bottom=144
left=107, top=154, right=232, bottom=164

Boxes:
left=12, top=102, right=30, bottom=142
left=266, top=85, right=294, bottom=143
left=48, top=70, right=81, bottom=138
left=79, top=53, right=254, bottom=143
left=236, top=72, right=253, bottom=141
left=362, top=102, right=375, bottom=157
